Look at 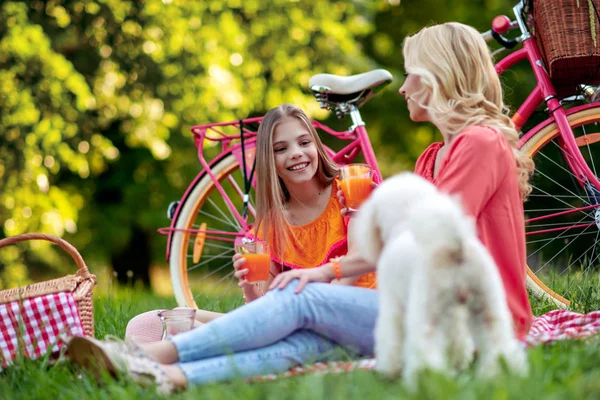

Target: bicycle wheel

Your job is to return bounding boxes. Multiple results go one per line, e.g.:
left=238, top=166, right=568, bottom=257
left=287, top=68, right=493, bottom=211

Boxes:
left=520, top=105, right=600, bottom=308
left=169, top=153, right=254, bottom=311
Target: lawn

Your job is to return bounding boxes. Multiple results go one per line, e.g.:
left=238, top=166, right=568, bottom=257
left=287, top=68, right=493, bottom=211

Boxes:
left=2, top=272, right=600, bottom=400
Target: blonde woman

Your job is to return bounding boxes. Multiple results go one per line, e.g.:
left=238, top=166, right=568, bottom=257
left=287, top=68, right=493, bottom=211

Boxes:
left=273, top=23, right=534, bottom=337
left=69, top=22, right=532, bottom=391
left=124, top=103, right=375, bottom=342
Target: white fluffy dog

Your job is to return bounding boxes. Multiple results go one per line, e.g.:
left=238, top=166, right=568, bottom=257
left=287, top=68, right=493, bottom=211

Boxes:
left=351, top=172, right=527, bottom=387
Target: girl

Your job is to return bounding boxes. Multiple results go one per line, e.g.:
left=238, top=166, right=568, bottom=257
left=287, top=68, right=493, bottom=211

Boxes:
left=124, top=103, right=375, bottom=342
left=69, top=22, right=532, bottom=392
left=236, top=102, right=376, bottom=302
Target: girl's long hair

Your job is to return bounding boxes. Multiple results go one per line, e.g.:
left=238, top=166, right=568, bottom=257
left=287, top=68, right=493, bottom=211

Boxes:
left=254, top=103, right=339, bottom=260
left=403, top=22, right=533, bottom=199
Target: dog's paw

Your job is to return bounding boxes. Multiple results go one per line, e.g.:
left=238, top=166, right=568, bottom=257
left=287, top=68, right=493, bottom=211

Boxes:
left=375, top=356, right=402, bottom=379
left=505, top=346, right=529, bottom=377
left=476, top=345, right=529, bottom=379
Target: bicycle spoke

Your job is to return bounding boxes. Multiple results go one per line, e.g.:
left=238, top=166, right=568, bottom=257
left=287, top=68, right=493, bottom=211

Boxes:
left=527, top=220, right=595, bottom=229
left=525, top=207, right=590, bottom=213
left=520, top=107, right=600, bottom=305
left=544, top=142, right=587, bottom=179
left=196, top=207, right=240, bottom=230
left=528, top=194, right=592, bottom=198
left=227, top=174, right=256, bottom=218
left=527, top=211, right=592, bottom=259
left=187, top=254, right=233, bottom=260
left=210, top=269, right=237, bottom=287
left=189, top=261, right=234, bottom=285
left=205, top=197, right=241, bottom=231
left=581, top=251, right=600, bottom=278
left=561, top=237, right=600, bottom=293
left=186, top=239, right=235, bottom=252
left=531, top=167, right=588, bottom=207
left=527, top=230, right=598, bottom=244
left=533, top=223, right=595, bottom=275
left=563, top=231, right=599, bottom=273
left=528, top=184, right=594, bottom=219
left=578, top=231, right=600, bottom=274
left=188, top=249, right=234, bottom=271
left=195, top=277, right=239, bottom=303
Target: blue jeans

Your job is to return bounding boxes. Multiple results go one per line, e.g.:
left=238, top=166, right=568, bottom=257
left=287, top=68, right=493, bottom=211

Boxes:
left=171, top=280, right=378, bottom=385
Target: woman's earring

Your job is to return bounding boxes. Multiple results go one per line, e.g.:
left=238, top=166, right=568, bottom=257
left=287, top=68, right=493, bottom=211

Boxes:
left=447, top=99, right=457, bottom=108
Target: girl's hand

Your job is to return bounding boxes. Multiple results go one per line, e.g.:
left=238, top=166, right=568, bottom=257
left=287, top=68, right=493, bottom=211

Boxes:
left=337, top=181, right=378, bottom=217
left=232, top=253, right=254, bottom=289
left=336, top=189, right=353, bottom=217
left=268, top=266, right=332, bottom=294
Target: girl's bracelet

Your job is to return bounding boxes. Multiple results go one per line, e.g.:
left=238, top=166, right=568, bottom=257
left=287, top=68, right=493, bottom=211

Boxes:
left=330, top=257, right=343, bottom=280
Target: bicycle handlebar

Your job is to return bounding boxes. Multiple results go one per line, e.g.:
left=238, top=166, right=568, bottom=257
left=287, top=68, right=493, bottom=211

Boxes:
left=492, top=31, right=519, bottom=49
left=481, top=20, right=520, bottom=44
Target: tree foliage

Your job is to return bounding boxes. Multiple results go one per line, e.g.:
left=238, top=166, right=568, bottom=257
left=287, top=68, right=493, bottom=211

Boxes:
left=0, top=0, right=533, bottom=287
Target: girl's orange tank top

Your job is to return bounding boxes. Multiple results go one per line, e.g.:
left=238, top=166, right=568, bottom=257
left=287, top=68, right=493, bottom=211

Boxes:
left=266, top=180, right=376, bottom=289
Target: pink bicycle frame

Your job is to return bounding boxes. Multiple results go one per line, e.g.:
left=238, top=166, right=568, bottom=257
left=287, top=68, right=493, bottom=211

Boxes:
left=497, top=37, right=600, bottom=190
left=495, top=34, right=600, bottom=236
left=162, top=115, right=382, bottom=261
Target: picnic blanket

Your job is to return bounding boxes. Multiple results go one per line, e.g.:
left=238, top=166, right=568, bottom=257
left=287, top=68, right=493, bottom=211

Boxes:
left=253, top=309, right=600, bottom=381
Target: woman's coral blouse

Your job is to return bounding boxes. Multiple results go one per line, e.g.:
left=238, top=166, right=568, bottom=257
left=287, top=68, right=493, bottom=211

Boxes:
left=268, top=180, right=376, bottom=289
left=414, top=126, right=533, bottom=339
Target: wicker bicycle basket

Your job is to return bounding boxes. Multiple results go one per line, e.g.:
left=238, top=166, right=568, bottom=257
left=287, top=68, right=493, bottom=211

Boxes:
left=530, top=0, right=600, bottom=97
left=0, top=233, right=96, bottom=337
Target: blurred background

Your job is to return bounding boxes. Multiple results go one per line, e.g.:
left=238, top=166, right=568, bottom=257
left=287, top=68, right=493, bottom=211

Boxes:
left=0, top=0, right=534, bottom=293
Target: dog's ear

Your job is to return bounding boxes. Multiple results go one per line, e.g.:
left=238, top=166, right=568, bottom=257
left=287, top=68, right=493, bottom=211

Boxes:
left=350, top=197, right=383, bottom=264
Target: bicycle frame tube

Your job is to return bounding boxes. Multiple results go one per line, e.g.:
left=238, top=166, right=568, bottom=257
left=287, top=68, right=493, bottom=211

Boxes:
left=164, top=148, right=248, bottom=262
left=517, top=102, right=600, bottom=236
left=522, top=37, right=600, bottom=190
left=196, top=144, right=249, bottom=229
left=494, top=48, right=543, bottom=131
left=494, top=35, right=600, bottom=190
left=354, top=125, right=383, bottom=183
left=164, top=114, right=384, bottom=261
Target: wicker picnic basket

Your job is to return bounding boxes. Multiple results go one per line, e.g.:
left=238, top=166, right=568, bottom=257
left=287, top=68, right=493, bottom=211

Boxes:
left=530, top=0, right=600, bottom=97
left=0, top=233, right=96, bottom=337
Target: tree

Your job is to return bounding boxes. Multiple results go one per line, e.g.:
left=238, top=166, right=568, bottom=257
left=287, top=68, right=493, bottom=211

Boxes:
left=1, top=0, right=538, bottom=288
left=0, top=0, right=378, bottom=287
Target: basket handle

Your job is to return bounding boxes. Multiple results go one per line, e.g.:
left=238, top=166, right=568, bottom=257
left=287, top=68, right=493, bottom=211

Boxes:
left=0, top=233, right=92, bottom=277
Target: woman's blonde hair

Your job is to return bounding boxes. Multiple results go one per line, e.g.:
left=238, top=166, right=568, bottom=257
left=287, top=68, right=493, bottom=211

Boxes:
left=403, top=22, right=533, bottom=199
left=254, top=103, right=339, bottom=260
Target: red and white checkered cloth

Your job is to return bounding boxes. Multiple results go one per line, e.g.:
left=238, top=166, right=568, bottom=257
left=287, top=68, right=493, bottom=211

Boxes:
left=525, top=309, right=600, bottom=346
left=0, top=292, right=85, bottom=367
left=253, top=309, right=600, bottom=381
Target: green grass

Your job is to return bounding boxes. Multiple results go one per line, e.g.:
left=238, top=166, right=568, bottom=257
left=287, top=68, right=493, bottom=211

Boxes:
left=2, top=276, right=600, bottom=400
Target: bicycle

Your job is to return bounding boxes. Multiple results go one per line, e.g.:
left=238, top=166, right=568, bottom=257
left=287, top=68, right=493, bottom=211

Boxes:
left=158, top=69, right=391, bottom=310
left=160, top=0, right=600, bottom=311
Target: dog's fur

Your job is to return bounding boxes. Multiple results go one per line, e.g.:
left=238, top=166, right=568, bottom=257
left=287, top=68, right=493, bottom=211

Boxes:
left=352, top=172, right=527, bottom=387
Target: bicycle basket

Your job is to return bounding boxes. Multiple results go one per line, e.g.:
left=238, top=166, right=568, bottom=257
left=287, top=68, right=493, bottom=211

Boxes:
left=530, top=0, right=600, bottom=97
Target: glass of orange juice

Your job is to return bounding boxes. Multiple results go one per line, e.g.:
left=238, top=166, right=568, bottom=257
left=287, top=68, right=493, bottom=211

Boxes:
left=339, top=164, right=373, bottom=211
left=235, top=240, right=271, bottom=283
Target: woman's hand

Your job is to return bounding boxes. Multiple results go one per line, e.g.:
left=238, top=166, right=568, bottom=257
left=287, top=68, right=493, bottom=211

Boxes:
left=268, top=265, right=333, bottom=293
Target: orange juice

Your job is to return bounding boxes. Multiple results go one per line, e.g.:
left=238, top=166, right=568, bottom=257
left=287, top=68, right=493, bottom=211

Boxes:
left=340, top=176, right=373, bottom=209
left=243, top=253, right=271, bottom=282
